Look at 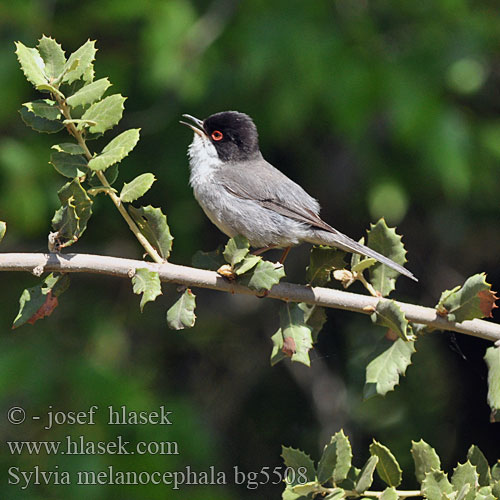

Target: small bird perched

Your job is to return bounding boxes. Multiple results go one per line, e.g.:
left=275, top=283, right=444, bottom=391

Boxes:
left=181, top=111, right=416, bottom=281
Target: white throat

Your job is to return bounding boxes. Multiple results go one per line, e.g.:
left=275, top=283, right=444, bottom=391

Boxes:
left=187, top=134, right=223, bottom=189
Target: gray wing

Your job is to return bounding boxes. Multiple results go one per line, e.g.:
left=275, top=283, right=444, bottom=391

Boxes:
left=216, top=158, right=335, bottom=232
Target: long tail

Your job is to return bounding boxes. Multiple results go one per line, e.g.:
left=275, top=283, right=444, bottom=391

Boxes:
left=306, top=229, right=418, bottom=282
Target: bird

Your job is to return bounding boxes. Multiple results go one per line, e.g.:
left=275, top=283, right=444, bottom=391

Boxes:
left=180, top=110, right=417, bottom=281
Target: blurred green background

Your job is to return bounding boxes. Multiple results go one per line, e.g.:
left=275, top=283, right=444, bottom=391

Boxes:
left=1, top=0, right=499, bottom=498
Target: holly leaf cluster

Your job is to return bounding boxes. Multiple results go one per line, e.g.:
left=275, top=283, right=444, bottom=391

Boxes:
left=281, top=430, right=500, bottom=500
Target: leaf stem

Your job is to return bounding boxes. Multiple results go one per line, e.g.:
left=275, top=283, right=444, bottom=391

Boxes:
left=53, top=92, right=163, bottom=264
left=356, top=272, right=380, bottom=297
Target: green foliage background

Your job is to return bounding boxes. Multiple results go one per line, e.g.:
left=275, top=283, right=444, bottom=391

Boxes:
left=0, top=1, right=499, bottom=498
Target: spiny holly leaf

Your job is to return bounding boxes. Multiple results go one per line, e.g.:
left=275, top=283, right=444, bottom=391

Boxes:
left=50, top=151, right=88, bottom=178
left=62, top=39, right=96, bottom=85
left=37, top=36, right=66, bottom=80
left=476, top=486, right=496, bottom=500
left=282, top=487, right=305, bottom=500
left=12, top=273, right=70, bottom=329
left=167, top=288, right=197, bottom=330
left=372, top=300, right=415, bottom=341
left=422, top=470, right=454, bottom=500
left=484, top=346, right=500, bottom=422
left=223, top=235, right=250, bottom=266
left=411, top=439, right=442, bottom=483
left=23, top=100, right=61, bottom=120
left=436, top=273, right=498, bottom=322
left=88, top=128, right=140, bottom=171
left=192, top=247, right=225, bottom=271
left=367, top=219, right=408, bottom=296
left=238, top=259, right=285, bottom=292
left=131, top=268, right=162, bottom=312
left=279, top=302, right=314, bottom=366
left=52, top=143, right=85, bottom=155
left=120, top=173, right=156, bottom=203
left=317, top=430, right=352, bottom=485
left=0, top=221, right=5, bottom=243
left=370, top=440, right=402, bottom=487
left=306, top=246, right=347, bottom=286
left=51, top=178, right=92, bottom=246
left=281, top=446, right=316, bottom=486
left=452, top=462, right=479, bottom=500
left=467, top=446, right=491, bottom=487
left=299, top=303, right=327, bottom=342
left=80, top=94, right=126, bottom=134
left=355, top=456, right=379, bottom=493
left=15, top=41, right=47, bottom=87
left=66, top=77, right=112, bottom=108
left=234, top=254, right=261, bottom=275
left=365, top=338, right=416, bottom=397
left=129, top=205, right=173, bottom=260
left=19, top=106, right=64, bottom=134
left=270, top=329, right=288, bottom=366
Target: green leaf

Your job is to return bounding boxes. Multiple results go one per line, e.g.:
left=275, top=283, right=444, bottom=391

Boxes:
left=223, top=235, right=250, bottom=266
left=66, top=77, right=112, bottom=108
left=370, top=440, right=402, bottom=487
left=234, top=254, right=261, bottom=275
left=373, top=300, right=415, bottom=341
left=299, top=303, right=327, bottom=342
left=452, top=462, right=479, bottom=500
left=50, top=152, right=88, bottom=178
left=238, top=259, right=285, bottom=292
left=422, top=470, right=454, bottom=500
left=436, top=274, right=498, bottom=322
left=282, top=486, right=305, bottom=500
left=51, top=143, right=86, bottom=155
left=352, top=257, right=377, bottom=274
left=365, top=338, right=416, bottom=397
left=467, top=446, right=491, bottom=487
left=475, top=486, right=496, bottom=500
left=88, top=128, right=140, bottom=171
left=492, top=481, right=500, bottom=498
left=192, top=247, right=225, bottom=271
left=484, top=346, right=500, bottom=421
left=19, top=106, right=64, bottom=134
left=270, top=329, right=288, bottom=366
left=291, top=482, right=321, bottom=495
left=62, top=40, right=96, bottom=84
left=306, top=246, right=347, bottom=286
left=131, top=268, right=162, bottom=312
left=166, top=288, right=197, bottom=330
left=338, top=466, right=362, bottom=490
left=120, top=173, right=156, bottom=203
left=367, top=219, right=408, bottom=296
left=15, top=41, right=47, bottom=87
left=317, top=430, right=352, bottom=484
left=80, top=94, right=126, bottom=134
left=279, top=302, right=314, bottom=366
left=129, top=205, right=173, bottom=260
left=0, top=221, right=6, bottom=243
left=281, top=446, right=316, bottom=486
left=51, top=178, right=93, bottom=246
left=324, top=488, right=346, bottom=500
left=37, top=36, right=66, bottom=79
left=22, top=100, right=61, bottom=120
left=492, top=464, right=500, bottom=482
left=411, top=439, right=442, bottom=483
left=355, top=456, right=379, bottom=493
left=380, top=487, right=399, bottom=500
left=12, top=273, right=70, bottom=329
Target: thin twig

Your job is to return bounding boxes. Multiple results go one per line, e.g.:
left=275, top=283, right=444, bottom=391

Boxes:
left=1, top=252, right=499, bottom=343
left=53, top=94, right=164, bottom=264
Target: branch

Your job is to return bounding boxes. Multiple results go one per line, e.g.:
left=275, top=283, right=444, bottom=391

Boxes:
left=1, top=252, right=499, bottom=343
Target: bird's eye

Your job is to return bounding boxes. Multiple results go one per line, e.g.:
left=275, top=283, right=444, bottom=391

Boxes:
left=211, top=130, right=223, bottom=141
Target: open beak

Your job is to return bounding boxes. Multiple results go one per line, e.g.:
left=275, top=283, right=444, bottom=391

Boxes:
left=180, top=114, right=206, bottom=137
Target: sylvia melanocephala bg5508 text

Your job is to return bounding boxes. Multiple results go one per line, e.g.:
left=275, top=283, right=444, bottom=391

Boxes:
left=180, top=111, right=416, bottom=281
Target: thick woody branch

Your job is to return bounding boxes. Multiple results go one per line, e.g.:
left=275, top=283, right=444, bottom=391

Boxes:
left=1, top=252, right=499, bottom=343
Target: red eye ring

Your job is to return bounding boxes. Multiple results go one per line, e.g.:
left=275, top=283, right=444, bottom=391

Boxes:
left=211, top=130, right=223, bottom=141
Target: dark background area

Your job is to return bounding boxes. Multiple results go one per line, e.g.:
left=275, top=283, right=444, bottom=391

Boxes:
left=0, top=0, right=499, bottom=498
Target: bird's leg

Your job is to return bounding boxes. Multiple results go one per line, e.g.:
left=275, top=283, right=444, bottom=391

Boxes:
left=279, top=246, right=291, bottom=263
left=251, top=245, right=277, bottom=256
